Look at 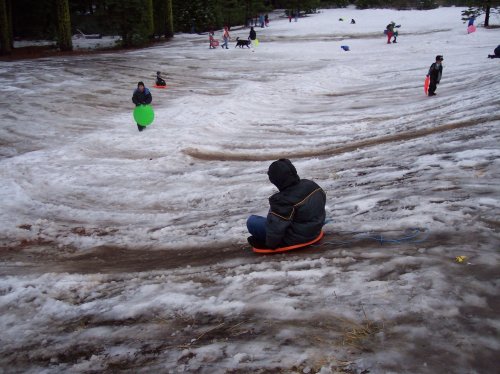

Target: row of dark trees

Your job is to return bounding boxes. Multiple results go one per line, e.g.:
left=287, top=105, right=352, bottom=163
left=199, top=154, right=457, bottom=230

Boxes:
left=0, top=0, right=174, bottom=54
left=0, top=0, right=497, bottom=56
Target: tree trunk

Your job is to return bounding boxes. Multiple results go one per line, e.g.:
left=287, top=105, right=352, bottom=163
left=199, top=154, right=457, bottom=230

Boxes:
left=165, top=0, right=174, bottom=38
left=484, top=1, right=490, bottom=27
left=6, top=0, right=12, bottom=48
left=55, top=0, right=73, bottom=51
left=145, top=0, right=154, bottom=37
left=0, top=0, right=12, bottom=55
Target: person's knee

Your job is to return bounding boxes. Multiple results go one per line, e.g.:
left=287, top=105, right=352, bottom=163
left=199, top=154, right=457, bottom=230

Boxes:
left=247, top=214, right=260, bottom=226
left=246, top=215, right=257, bottom=230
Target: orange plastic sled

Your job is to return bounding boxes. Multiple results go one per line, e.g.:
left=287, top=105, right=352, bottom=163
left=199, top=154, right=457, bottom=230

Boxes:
left=153, top=85, right=168, bottom=89
left=252, top=231, right=324, bottom=254
left=424, top=76, right=430, bottom=96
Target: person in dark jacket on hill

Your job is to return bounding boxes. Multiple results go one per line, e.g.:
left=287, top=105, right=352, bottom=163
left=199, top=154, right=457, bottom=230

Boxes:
left=247, top=159, right=326, bottom=249
left=132, top=81, right=152, bottom=131
left=249, top=27, right=257, bottom=41
left=427, top=55, right=443, bottom=96
left=488, top=45, right=500, bottom=59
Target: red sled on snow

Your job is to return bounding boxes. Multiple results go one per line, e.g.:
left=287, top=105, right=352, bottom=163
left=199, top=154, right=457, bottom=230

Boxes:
left=209, top=35, right=219, bottom=48
left=424, top=75, right=430, bottom=96
left=251, top=231, right=324, bottom=254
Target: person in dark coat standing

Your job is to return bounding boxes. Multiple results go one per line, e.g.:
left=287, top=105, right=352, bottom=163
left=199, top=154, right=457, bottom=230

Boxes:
left=247, top=159, right=326, bottom=249
left=132, top=81, right=152, bottom=131
left=249, top=27, right=256, bottom=41
left=427, top=55, right=444, bottom=96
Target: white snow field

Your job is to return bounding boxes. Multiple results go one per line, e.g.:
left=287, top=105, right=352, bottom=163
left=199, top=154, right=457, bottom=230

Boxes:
left=1, top=6, right=499, bottom=373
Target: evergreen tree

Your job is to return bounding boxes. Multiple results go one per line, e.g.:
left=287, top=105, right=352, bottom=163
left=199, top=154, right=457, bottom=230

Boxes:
left=106, top=0, right=155, bottom=46
left=0, top=0, right=12, bottom=55
left=55, top=0, right=73, bottom=51
left=154, top=0, right=174, bottom=38
left=417, top=0, right=438, bottom=10
left=461, top=0, right=498, bottom=27
left=6, top=0, right=13, bottom=48
left=166, top=0, right=174, bottom=37
left=355, top=0, right=382, bottom=8
left=11, top=0, right=57, bottom=39
left=145, top=0, right=155, bottom=36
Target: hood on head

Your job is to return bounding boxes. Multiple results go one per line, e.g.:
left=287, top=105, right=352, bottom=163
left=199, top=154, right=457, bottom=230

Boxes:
left=268, top=159, right=300, bottom=191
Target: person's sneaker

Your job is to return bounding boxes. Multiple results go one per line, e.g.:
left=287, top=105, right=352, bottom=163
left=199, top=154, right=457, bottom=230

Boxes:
left=247, top=236, right=267, bottom=249
left=428, top=93, right=436, bottom=96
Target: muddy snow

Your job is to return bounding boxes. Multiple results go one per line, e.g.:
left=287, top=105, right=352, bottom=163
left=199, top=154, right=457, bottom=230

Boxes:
left=0, top=7, right=499, bottom=374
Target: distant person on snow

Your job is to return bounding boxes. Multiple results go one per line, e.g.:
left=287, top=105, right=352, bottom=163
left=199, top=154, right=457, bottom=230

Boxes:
left=246, top=159, right=326, bottom=249
left=386, top=22, right=394, bottom=44
left=156, top=71, right=166, bottom=87
left=132, top=81, right=152, bottom=132
left=392, top=24, right=399, bottom=43
left=249, top=27, right=257, bottom=41
left=488, top=45, right=500, bottom=59
left=351, top=19, right=356, bottom=24
left=427, top=55, right=444, bottom=96
left=468, top=15, right=475, bottom=27
left=386, top=21, right=399, bottom=43
left=221, top=26, right=230, bottom=49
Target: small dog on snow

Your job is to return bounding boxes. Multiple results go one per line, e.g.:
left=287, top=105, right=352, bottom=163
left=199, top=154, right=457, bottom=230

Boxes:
left=235, top=37, right=251, bottom=48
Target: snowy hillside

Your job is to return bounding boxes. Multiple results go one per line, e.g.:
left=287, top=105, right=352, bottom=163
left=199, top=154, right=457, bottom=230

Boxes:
left=0, top=6, right=499, bottom=373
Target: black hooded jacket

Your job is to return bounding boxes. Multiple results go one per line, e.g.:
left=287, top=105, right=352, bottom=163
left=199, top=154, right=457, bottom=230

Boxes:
left=132, top=87, right=152, bottom=106
left=249, top=28, right=257, bottom=40
left=265, top=159, right=326, bottom=248
left=428, top=62, right=442, bottom=84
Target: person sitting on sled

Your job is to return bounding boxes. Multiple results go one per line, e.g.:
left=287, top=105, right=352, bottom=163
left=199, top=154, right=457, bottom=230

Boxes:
left=156, top=71, right=166, bottom=87
left=488, top=45, right=500, bottom=59
left=247, top=159, right=326, bottom=249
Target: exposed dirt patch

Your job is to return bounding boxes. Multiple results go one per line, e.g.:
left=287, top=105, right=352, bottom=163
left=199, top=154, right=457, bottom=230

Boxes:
left=184, top=116, right=500, bottom=161
left=0, top=229, right=452, bottom=276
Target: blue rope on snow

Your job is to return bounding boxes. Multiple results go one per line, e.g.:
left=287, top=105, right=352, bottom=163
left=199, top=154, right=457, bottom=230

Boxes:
left=315, top=227, right=430, bottom=247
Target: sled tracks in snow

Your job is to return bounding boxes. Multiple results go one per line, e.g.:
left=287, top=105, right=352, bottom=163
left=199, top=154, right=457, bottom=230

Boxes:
left=184, top=116, right=499, bottom=162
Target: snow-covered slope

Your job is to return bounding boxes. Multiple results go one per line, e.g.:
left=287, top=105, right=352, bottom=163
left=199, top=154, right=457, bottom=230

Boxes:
left=0, top=7, right=499, bottom=373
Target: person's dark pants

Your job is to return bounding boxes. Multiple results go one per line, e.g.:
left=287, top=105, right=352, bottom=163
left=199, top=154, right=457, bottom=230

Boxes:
left=246, top=215, right=267, bottom=244
left=137, top=123, right=146, bottom=131
left=428, top=80, right=437, bottom=95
